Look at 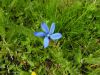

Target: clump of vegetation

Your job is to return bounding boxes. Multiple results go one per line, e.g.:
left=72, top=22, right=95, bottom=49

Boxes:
left=0, top=0, right=100, bottom=75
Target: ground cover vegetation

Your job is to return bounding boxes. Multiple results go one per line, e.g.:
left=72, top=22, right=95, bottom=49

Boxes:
left=0, top=0, right=100, bottom=75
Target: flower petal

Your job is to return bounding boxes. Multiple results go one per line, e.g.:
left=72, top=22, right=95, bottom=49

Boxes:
left=31, top=71, right=36, bottom=75
left=50, top=33, right=62, bottom=40
left=44, top=37, right=49, bottom=48
left=34, top=32, right=46, bottom=37
left=49, top=23, right=55, bottom=34
left=41, top=22, right=49, bottom=33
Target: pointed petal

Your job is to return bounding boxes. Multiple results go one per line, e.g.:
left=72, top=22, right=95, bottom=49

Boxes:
left=50, top=33, right=62, bottom=40
left=49, top=23, right=55, bottom=34
left=41, top=22, right=49, bottom=33
left=44, top=37, right=49, bottom=48
left=34, top=32, right=46, bottom=37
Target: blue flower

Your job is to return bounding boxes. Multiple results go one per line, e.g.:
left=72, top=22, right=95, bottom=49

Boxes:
left=34, top=22, right=62, bottom=48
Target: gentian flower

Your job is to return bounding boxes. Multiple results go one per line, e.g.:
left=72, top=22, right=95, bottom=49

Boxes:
left=34, top=22, right=62, bottom=48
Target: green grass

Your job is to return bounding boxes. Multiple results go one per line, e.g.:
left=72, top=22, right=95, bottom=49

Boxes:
left=0, top=0, right=100, bottom=75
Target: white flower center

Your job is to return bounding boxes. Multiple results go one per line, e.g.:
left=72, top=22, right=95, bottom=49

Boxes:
left=47, top=34, right=50, bottom=37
